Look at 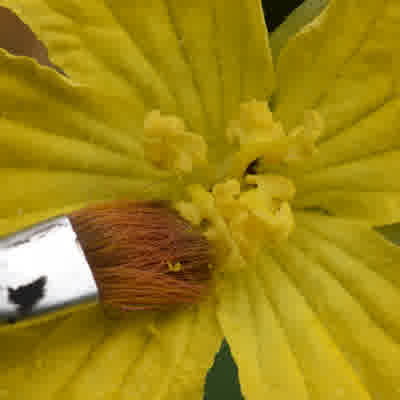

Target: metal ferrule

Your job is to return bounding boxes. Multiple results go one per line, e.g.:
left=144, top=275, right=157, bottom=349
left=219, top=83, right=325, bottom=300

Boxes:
left=0, top=216, right=98, bottom=325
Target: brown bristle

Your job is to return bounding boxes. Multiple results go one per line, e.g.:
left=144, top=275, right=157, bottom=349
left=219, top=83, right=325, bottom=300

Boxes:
left=69, top=201, right=212, bottom=310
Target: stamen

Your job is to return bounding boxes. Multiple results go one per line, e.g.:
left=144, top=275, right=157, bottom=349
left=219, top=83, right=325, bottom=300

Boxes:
left=227, top=100, right=323, bottom=177
left=175, top=174, right=296, bottom=271
left=143, top=110, right=207, bottom=174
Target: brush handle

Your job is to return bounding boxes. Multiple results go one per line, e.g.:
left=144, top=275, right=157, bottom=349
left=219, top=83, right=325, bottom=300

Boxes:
left=0, top=216, right=98, bottom=325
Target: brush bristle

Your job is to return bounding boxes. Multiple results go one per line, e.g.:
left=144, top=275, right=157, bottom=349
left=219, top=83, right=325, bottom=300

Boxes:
left=69, top=201, right=212, bottom=310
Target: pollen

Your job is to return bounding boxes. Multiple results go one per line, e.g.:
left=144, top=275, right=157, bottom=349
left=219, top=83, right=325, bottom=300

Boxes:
left=175, top=174, right=296, bottom=271
left=175, top=100, right=323, bottom=271
left=227, top=100, right=323, bottom=177
left=143, top=110, right=207, bottom=174
left=285, top=110, right=324, bottom=164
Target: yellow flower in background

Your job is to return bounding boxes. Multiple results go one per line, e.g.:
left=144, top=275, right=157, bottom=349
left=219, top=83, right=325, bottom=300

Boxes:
left=1, top=0, right=400, bottom=399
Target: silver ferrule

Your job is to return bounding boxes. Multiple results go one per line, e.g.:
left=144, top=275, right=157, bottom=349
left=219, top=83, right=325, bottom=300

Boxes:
left=0, top=216, right=98, bottom=325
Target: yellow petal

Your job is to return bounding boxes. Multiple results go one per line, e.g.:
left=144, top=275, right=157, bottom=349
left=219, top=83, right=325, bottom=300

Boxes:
left=271, top=211, right=400, bottom=398
left=0, top=168, right=172, bottom=221
left=293, top=149, right=400, bottom=224
left=57, top=313, right=154, bottom=400
left=0, top=299, right=221, bottom=400
left=2, top=0, right=167, bottom=121
left=0, top=49, right=147, bottom=157
left=0, top=49, right=178, bottom=221
left=269, top=0, right=328, bottom=61
left=295, top=190, right=400, bottom=226
left=216, top=268, right=310, bottom=399
left=259, top=251, right=371, bottom=400
left=0, top=320, right=60, bottom=394
left=215, top=0, right=275, bottom=140
left=295, top=212, right=400, bottom=289
left=270, top=0, right=400, bottom=226
left=273, top=0, right=395, bottom=136
left=294, top=150, right=400, bottom=195
left=290, top=95, right=400, bottom=225
left=4, top=0, right=275, bottom=166
left=0, top=118, right=141, bottom=177
left=291, top=221, right=400, bottom=346
left=292, top=97, right=400, bottom=175
left=0, top=204, right=86, bottom=237
left=240, top=0, right=275, bottom=103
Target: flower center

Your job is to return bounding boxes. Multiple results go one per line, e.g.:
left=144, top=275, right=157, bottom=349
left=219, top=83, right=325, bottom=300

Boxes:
left=143, top=100, right=323, bottom=270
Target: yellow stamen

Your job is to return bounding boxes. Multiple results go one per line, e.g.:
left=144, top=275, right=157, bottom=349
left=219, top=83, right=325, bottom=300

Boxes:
left=143, top=110, right=207, bottom=174
left=143, top=100, right=323, bottom=272
left=285, top=110, right=324, bottom=164
left=227, top=100, right=323, bottom=177
left=175, top=174, right=295, bottom=270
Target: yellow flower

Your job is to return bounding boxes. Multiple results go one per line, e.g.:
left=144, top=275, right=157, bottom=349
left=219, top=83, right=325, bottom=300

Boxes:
left=1, top=1, right=400, bottom=399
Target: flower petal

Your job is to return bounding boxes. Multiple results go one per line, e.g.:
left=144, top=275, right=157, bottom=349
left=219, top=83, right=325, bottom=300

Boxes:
left=291, top=95, right=400, bottom=224
left=269, top=211, right=400, bottom=399
left=269, top=0, right=328, bottom=62
left=3, top=0, right=168, bottom=118
left=293, top=151, right=400, bottom=225
left=4, top=0, right=275, bottom=162
left=0, top=320, right=60, bottom=396
left=0, top=49, right=148, bottom=158
left=273, top=0, right=396, bottom=136
left=0, top=49, right=177, bottom=221
left=217, top=254, right=374, bottom=400
left=258, top=252, right=371, bottom=400
left=295, top=212, right=400, bottom=289
left=0, top=169, right=172, bottom=221
left=115, top=298, right=221, bottom=400
left=218, top=210, right=400, bottom=399
left=272, top=0, right=400, bottom=225
left=0, top=204, right=86, bottom=236
left=216, top=268, right=310, bottom=399
left=0, top=298, right=221, bottom=400
left=295, top=97, right=400, bottom=175
left=295, top=191, right=400, bottom=226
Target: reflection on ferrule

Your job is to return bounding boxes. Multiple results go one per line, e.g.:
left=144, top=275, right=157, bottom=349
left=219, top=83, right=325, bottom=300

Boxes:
left=0, top=216, right=98, bottom=325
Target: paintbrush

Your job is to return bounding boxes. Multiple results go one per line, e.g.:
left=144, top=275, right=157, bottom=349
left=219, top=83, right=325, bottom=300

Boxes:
left=0, top=201, right=212, bottom=326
